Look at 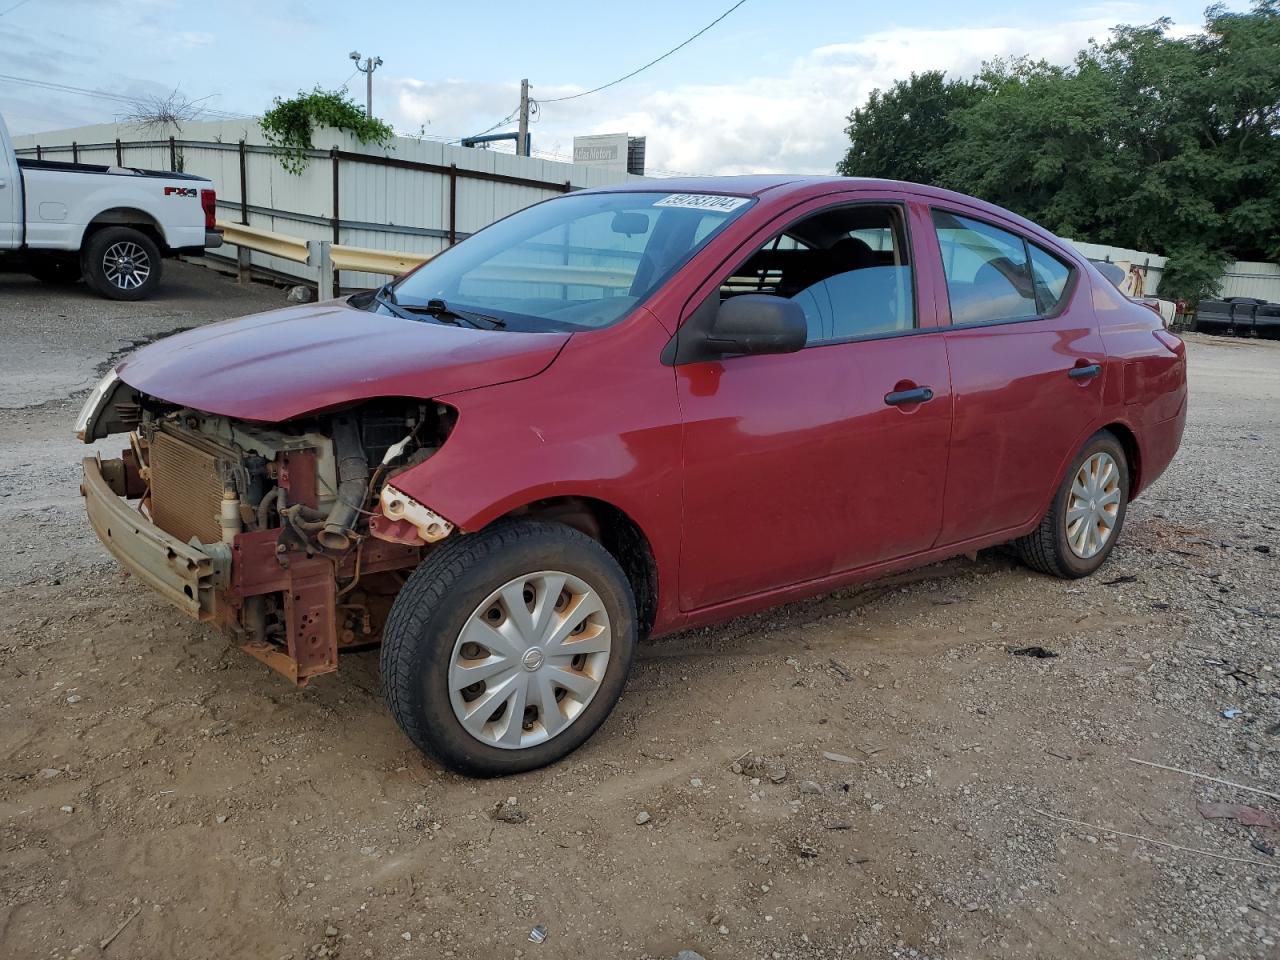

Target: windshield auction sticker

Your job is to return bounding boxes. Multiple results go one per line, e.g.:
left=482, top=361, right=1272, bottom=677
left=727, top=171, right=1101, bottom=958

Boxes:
left=653, top=194, right=751, bottom=212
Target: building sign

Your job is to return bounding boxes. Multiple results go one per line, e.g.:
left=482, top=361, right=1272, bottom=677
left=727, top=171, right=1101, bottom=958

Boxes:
left=574, top=144, right=620, bottom=162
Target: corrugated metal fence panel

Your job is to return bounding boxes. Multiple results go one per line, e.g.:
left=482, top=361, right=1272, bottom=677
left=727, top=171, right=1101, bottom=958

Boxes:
left=1062, top=239, right=1280, bottom=302
left=11, top=119, right=639, bottom=288
left=1218, top=261, right=1280, bottom=302
left=1063, top=238, right=1169, bottom=270
left=1060, top=238, right=1168, bottom=297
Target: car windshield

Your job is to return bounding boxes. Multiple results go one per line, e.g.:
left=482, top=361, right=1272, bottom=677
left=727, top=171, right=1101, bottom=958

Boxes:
left=382, top=191, right=755, bottom=332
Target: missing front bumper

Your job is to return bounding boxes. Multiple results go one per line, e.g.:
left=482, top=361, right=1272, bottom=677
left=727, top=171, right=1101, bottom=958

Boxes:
left=80, top=456, right=223, bottom=620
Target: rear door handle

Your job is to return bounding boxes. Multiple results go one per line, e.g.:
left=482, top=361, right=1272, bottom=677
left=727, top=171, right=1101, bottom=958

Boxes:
left=1068, top=363, right=1102, bottom=380
left=884, top=386, right=934, bottom=406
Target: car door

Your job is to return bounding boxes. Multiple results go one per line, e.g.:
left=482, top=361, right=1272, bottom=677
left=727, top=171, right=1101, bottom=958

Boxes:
left=0, top=119, right=20, bottom=248
left=923, top=205, right=1105, bottom=546
left=675, top=195, right=952, bottom=611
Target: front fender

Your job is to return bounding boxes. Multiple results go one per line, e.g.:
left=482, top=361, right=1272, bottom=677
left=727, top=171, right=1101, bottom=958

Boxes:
left=386, top=309, right=685, bottom=624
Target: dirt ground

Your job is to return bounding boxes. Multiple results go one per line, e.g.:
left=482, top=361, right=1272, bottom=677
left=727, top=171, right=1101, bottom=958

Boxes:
left=1, top=264, right=1278, bottom=960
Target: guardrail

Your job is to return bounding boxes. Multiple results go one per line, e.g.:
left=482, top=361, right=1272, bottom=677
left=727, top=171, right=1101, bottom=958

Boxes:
left=217, top=222, right=311, bottom=264
left=213, top=219, right=434, bottom=298
left=328, top=244, right=431, bottom=276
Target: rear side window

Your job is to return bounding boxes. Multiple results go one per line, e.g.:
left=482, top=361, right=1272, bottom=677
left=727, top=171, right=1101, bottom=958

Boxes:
left=932, top=211, right=1038, bottom=325
left=1028, top=243, right=1072, bottom=313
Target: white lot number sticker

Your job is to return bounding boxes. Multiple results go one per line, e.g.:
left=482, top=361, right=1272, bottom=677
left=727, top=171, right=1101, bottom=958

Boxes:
left=653, top=194, right=750, bottom=213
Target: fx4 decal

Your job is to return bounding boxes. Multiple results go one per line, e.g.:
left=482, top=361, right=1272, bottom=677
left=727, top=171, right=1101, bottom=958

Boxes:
left=164, top=187, right=198, bottom=197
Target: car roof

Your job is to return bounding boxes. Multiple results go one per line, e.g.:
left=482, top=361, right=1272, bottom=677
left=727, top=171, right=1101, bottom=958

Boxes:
left=580, top=173, right=992, bottom=198
left=576, top=175, right=1066, bottom=253
left=579, top=175, right=813, bottom=197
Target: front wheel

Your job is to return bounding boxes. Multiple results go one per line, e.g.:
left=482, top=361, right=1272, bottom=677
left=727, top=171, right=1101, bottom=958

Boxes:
left=1015, top=430, right=1130, bottom=578
left=380, top=520, right=637, bottom=777
left=81, top=226, right=163, bottom=301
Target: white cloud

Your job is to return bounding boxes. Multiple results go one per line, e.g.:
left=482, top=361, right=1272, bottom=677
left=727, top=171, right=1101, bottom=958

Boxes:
left=384, top=8, right=1154, bottom=176
left=391, top=77, right=521, bottom=137
left=178, top=31, right=214, bottom=48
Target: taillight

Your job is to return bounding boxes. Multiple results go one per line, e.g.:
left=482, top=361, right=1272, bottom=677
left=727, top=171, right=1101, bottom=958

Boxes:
left=200, top=189, right=217, bottom=229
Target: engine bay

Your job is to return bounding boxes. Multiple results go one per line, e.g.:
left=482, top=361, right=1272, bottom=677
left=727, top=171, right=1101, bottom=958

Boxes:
left=91, top=394, right=457, bottom=683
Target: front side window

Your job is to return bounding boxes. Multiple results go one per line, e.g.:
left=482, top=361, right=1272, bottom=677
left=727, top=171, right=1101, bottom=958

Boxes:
left=386, top=191, right=753, bottom=332
left=932, top=211, right=1039, bottom=325
left=720, top=204, right=915, bottom=344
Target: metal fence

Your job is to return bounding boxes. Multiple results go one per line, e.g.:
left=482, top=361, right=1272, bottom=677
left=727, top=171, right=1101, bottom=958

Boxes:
left=11, top=119, right=639, bottom=290
left=1064, top=238, right=1280, bottom=303
left=1217, top=261, right=1280, bottom=302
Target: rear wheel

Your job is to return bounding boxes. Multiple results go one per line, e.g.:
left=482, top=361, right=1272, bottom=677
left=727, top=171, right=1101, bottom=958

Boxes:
left=81, top=226, right=162, bottom=301
left=1015, top=430, right=1129, bottom=578
left=380, top=520, right=637, bottom=777
left=29, top=257, right=82, bottom=285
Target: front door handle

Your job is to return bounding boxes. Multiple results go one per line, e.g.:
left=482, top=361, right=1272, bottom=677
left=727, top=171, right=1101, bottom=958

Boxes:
left=1068, top=363, right=1102, bottom=380
left=884, top=386, right=934, bottom=406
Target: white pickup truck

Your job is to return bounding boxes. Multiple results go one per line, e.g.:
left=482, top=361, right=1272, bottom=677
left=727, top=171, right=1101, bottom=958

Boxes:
left=1, top=114, right=221, bottom=300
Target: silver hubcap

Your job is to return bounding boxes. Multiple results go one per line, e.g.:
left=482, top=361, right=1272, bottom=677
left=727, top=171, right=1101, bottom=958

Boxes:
left=1065, top=451, right=1122, bottom=559
left=449, top=571, right=611, bottom=750
left=103, top=241, right=150, bottom=290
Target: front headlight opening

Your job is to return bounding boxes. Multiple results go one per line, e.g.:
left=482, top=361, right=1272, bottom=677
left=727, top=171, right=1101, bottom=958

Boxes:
left=74, top=369, right=121, bottom=441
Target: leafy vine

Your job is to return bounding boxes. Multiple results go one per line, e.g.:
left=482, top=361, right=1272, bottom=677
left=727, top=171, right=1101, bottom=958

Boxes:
left=260, top=88, right=394, bottom=174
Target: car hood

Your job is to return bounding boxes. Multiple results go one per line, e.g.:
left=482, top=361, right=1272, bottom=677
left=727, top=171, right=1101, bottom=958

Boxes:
left=115, top=300, right=570, bottom=422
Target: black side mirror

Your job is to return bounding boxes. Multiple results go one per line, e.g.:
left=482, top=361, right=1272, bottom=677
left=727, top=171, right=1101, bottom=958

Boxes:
left=704, top=294, right=807, bottom=356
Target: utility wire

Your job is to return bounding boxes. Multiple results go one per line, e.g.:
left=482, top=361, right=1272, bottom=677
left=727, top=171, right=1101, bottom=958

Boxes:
left=0, top=0, right=32, bottom=16
left=0, top=73, right=247, bottom=119
left=460, top=105, right=521, bottom=142
left=540, top=0, right=750, bottom=103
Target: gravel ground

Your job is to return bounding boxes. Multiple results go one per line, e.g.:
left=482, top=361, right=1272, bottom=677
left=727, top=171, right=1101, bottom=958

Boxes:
left=0, top=265, right=1277, bottom=960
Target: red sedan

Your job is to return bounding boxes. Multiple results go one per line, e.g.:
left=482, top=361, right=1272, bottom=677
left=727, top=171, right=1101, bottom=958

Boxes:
left=77, top=176, right=1187, bottom=775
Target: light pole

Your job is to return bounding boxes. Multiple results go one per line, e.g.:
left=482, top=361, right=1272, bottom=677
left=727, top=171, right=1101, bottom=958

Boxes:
left=349, top=51, right=383, bottom=118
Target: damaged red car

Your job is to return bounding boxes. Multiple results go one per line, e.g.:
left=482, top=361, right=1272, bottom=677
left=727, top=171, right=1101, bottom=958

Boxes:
left=77, top=177, right=1187, bottom=776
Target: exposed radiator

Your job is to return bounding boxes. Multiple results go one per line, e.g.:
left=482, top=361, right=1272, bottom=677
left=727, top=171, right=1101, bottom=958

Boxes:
left=148, top=429, right=227, bottom=546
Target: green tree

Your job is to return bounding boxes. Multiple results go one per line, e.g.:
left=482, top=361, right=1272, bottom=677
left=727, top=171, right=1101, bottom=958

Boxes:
left=837, top=71, right=979, bottom=185
left=838, top=1, right=1280, bottom=304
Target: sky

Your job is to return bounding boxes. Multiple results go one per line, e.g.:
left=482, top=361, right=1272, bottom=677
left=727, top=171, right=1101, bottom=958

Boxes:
left=0, top=0, right=1246, bottom=176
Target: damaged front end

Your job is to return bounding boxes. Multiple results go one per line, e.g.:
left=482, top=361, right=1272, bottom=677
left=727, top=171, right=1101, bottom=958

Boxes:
left=79, top=378, right=457, bottom=685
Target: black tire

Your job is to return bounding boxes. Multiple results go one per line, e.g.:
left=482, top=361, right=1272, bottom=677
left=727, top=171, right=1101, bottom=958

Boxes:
left=1015, top=430, right=1130, bottom=579
left=28, top=257, right=82, bottom=285
left=81, top=226, right=163, bottom=301
left=380, top=520, right=637, bottom=777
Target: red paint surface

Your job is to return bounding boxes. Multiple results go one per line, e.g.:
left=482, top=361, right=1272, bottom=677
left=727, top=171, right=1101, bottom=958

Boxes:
left=116, top=176, right=1187, bottom=638
left=116, top=302, right=569, bottom=422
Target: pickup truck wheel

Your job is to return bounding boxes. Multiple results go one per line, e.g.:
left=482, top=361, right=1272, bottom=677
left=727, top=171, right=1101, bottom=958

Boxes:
left=1015, top=430, right=1129, bottom=578
left=380, top=519, right=637, bottom=777
left=81, top=227, right=162, bottom=301
left=29, top=258, right=82, bottom=285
